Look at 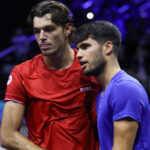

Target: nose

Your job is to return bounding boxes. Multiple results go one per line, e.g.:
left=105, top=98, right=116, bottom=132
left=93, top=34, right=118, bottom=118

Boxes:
left=39, top=30, right=46, bottom=41
left=76, top=49, right=83, bottom=60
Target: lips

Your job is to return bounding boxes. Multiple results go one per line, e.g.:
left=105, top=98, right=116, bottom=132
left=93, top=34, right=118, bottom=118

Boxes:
left=79, top=61, right=87, bottom=70
left=40, top=44, right=51, bottom=50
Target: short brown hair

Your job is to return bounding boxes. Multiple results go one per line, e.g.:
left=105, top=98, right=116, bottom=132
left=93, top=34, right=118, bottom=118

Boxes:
left=27, top=0, right=75, bottom=41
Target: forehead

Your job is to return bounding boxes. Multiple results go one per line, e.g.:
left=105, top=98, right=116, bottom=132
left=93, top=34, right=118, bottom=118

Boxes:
left=33, top=13, right=56, bottom=28
left=77, top=37, right=99, bottom=47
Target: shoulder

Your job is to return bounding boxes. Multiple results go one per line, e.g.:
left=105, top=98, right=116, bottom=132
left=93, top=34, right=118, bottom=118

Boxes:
left=111, top=71, right=143, bottom=96
left=109, top=71, right=148, bottom=108
left=109, top=73, right=149, bottom=122
left=13, top=54, right=42, bottom=76
left=113, top=74, right=143, bottom=97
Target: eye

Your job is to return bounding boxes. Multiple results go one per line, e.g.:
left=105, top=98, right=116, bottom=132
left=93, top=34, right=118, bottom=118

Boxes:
left=44, top=26, right=56, bottom=32
left=33, top=29, right=40, bottom=34
left=80, top=43, right=90, bottom=50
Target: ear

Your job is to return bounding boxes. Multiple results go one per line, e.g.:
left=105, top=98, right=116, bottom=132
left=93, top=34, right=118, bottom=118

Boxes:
left=104, top=41, right=113, bottom=55
left=65, top=23, right=72, bottom=37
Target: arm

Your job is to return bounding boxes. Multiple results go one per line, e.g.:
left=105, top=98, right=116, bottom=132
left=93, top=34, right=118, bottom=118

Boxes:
left=0, top=101, right=45, bottom=150
left=112, top=118, right=138, bottom=150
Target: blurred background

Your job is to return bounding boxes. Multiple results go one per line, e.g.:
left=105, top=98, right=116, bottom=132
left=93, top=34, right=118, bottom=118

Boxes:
left=0, top=0, right=150, bottom=147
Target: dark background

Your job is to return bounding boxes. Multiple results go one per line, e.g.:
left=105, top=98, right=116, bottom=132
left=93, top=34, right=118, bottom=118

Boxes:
left=0, top=0, right=150, bottom=100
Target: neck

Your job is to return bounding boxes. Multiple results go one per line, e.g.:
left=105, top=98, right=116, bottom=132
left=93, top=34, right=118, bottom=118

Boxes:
left=44, top=44, right=74, bottom=70
left=98, top=58, right=121, bottom=92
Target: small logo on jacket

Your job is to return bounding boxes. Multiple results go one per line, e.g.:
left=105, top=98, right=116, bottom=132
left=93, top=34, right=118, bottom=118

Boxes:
left=80, top=86, right=92, bottom=91
left=7, top=75, right=12, bottom=85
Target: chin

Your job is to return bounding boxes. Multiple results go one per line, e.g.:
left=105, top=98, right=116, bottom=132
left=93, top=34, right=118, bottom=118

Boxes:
left=83, top=69, right=94, bottom=76
left=84, top=68, right=101, bottom=77
left=41, top=50, right=57, bottom=56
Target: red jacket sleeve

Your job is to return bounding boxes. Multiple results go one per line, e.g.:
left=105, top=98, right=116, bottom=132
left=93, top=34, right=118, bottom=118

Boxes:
left=5, top=66, right=27, bottom=104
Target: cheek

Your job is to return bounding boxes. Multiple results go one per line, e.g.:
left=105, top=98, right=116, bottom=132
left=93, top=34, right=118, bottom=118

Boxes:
left=88, top=50, right=97, bottom=59
left=52, top=32, right=64, bottom=42
left=89, top=51, right=100, bottom=64
left=55, top=34, right=66, bottom=46
left=34, top=35, right=40, bottom=44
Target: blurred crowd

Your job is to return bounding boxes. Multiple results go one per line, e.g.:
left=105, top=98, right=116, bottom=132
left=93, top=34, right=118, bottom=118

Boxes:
left=0, top=28, right=40, bottom=99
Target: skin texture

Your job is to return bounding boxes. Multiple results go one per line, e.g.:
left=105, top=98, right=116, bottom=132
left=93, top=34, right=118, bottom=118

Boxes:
left=77, top=38, right=106, bottom=77
left=0, top=13, right=73, bottom=150
left=33, top=14, right=67, bottom=56
left=33, top=13, right=73, bottom=70
left=112, top=119, right=138, bottom=150
left=77, top=37, right=138, bottom=150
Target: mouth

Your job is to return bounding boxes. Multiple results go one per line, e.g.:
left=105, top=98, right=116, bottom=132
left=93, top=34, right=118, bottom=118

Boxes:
left=40, top=44, right=52, bottom=50
left=79, top=61, right=87, bottom=70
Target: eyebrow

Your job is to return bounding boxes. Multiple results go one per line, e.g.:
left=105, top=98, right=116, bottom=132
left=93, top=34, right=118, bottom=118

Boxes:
left=33, top=24, right=56, bottom=30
